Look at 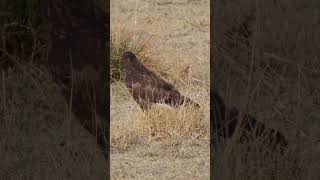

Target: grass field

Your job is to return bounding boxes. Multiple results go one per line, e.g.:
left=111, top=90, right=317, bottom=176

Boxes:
left=110, top=0, right=210, bottom=179
left=1, top=0, right=319, bottom=179
left=212, top=0, right=320, bottom=179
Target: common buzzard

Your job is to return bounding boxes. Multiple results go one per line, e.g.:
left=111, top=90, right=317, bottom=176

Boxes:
left=211, top=90, right=288, bottom=153
left=122, top=51, right=200, bottom=110
left=43, top=0, right=109, bottom=163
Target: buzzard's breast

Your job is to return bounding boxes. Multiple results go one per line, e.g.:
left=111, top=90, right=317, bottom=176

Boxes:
left=72, top=66, right=100, bottom=92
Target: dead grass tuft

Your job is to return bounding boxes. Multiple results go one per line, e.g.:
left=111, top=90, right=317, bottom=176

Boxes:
left=111, top=104, right=209, bottom=151
left=110, top=24, right=153, bottom=82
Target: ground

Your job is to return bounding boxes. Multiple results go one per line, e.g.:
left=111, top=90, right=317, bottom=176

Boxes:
left=110, top=0, right=210, bottom=179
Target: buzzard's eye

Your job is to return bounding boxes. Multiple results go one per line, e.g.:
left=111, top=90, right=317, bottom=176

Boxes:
left=122, top=51, right=136, bottom=60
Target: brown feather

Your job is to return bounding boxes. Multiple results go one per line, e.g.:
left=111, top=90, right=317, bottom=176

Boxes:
left=122, top=51, right=199, bottom=110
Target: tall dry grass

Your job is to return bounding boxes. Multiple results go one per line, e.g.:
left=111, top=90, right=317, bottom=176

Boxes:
left=111, top=101, right=208, bottom=151
left=213, top=0, right=320, bottom=179
left=0, top=1, right=108, bottom=179
left=110, top=25, right=209, bottom=154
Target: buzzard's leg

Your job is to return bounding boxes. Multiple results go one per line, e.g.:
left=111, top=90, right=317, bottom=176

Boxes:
left=183, top=97, right=200, bottom=108
left=166, top=94, right=200, bottom=108
left=139, top=100, right=152, bottom=111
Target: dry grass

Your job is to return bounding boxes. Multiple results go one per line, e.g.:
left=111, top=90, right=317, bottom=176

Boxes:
left=213, top=0, right=320, bottom=179
left=0, top=2, right=108, bottom=179
left=111, top=0, right=209, bottom=179
left=0, top=64, right=106, bottom=179
left=110, top=53, right=210, bottom=178
left=111, top=100, right=208, bottom=151
left=110, top=25, right=155, bottom=82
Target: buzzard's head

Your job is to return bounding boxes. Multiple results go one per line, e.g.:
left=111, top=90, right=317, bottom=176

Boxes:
left=122, top=51, right=137, bottom=63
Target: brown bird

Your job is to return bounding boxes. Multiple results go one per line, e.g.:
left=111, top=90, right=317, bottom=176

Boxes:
left=43, top=0, right=109, bottom=164
left=122, top=51, right=199, bottom=110
left=211, top=90, right=288, bottom=153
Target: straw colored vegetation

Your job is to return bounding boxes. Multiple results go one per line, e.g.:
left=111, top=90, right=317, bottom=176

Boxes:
left=110, top=0, right=210, bottom=179
left=0, top=1, right=107, bottom=179
left=213, top=0, right=320, bottom=179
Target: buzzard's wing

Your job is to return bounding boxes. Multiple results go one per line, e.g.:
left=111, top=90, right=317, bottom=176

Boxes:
left=128, top=74, right=181, bottom=107
left=123, top=51, right=199, bottom=108
left=138, top=65, right=178, bottom=92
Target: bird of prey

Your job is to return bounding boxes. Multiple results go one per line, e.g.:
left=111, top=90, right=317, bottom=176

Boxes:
left=211, top=90, right=288, bottom=153
left=122, top=51, right=200, bottom=110
left=43, top=0, right=109, bottom=165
